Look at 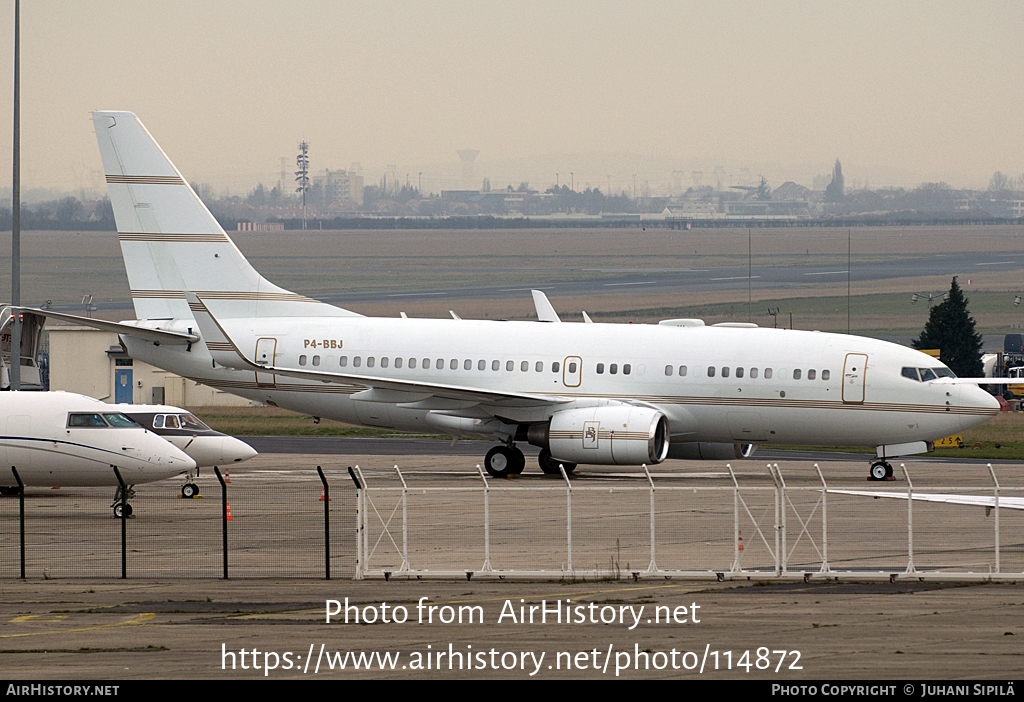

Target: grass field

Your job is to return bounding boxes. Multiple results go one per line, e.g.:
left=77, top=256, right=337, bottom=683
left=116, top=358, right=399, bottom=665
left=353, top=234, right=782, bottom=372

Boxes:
left=192, top=404, right=1024, bottom=460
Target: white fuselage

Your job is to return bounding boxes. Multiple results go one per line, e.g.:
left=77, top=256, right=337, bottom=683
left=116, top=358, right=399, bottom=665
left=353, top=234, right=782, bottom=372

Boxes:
left=0, top=392, right=196, bottom=487
left=122, top=316, right=1000, bottom=451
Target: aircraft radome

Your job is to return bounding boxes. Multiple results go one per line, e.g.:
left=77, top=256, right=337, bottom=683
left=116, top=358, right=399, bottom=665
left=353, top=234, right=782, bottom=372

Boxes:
left=0, top=391, right=196, bottom=516
left=119, top=405, right=257, bottom=497
left=24, top=111, right=1003, bottom=481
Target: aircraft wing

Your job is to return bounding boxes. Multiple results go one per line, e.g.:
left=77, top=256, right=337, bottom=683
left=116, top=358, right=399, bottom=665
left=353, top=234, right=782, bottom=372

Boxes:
left=18, top=307, right=199, bottom=345
left=185, top=292, right=570, bottom=408
left=828, top=489, right=1024, bottom=510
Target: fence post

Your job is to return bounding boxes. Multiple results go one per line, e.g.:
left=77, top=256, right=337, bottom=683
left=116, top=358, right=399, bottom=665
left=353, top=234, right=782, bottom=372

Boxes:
left=215, top=466, right=228, bottom=579
left=347, top=466, right=363, bottom=580
left=987, top=463, right=1000, bottom=573
left=12, top=467, right=24, bottom=579
left=560, top=464, right=572, bottom=576
left=112, top=466, right=127, bottom=579
left=814, top=464, right=829, bottom=573
left=643, top=464, right=657, bottom=574
left=318, top=466, right=330, bottom=580
left=727, top=464, right=740, bottom=573
left=395, top=465, right=409, bottom=572
left=767, top=464, right=781, bottom=576
left=901, top=464, right=915, bottom=574
left=476, top=465, right=492, bottom=572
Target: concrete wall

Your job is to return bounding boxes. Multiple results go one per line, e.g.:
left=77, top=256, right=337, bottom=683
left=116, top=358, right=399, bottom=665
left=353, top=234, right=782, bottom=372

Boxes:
left=47, top=326, right=252, bottom=407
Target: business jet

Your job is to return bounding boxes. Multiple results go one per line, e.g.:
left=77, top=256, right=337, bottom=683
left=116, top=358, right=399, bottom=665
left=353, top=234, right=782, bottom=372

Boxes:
left=0, top=391, right=196, bottom=515
left=22, top=111, right=1002, bottom=481
left=118, top=405, right=257, bottom=496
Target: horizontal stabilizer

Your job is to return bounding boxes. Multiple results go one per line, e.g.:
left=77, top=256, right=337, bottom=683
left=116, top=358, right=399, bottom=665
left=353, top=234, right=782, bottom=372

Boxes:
left=19, top=307, right=198, bottom=345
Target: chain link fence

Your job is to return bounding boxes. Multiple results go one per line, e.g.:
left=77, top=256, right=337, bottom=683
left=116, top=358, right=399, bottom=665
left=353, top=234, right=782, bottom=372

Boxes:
left=2, top=461, right=1022, bottom=581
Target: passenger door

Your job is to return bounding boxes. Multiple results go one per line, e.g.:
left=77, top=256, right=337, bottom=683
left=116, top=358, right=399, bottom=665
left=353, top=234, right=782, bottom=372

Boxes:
left=842, top=353, right=868, bottom=404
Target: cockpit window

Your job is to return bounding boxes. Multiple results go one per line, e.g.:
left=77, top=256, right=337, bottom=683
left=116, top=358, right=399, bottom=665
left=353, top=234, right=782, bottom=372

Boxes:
left=179, top=414, right=210, bottom=431
left=901, top=366, right=956, bottom=382
left=102, top=413, right=139, bottom=428
left=68, top=413, right=108, bottom=427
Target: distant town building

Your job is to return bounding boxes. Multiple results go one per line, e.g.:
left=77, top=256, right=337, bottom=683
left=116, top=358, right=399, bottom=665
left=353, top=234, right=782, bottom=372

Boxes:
left=313, top=168, right=364, bottom=207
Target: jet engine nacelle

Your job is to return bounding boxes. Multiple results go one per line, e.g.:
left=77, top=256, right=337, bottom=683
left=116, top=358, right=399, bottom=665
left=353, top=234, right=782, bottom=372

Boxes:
left=527, top=405, right=669, bottom=465
left=666, top=442, right=757, bottom=460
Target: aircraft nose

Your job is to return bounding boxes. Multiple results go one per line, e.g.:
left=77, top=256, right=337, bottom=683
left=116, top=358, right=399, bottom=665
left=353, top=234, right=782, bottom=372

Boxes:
left=144, top=433, right=197, bottom=470
left=222, top=436, right=258, bottom=463
left=958, top=383, right=1001, bottom=431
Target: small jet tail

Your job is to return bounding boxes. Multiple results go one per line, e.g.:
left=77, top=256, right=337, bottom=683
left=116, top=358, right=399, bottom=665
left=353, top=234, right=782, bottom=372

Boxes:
left=92, top=111, right=360, bottom=321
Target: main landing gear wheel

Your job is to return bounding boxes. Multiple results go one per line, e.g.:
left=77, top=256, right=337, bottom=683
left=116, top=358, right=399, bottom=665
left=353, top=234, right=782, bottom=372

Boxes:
left=538, top=448, right=577, bottom=475
left=485, top=445, right=526, bottom=478
left=869, top=461, right=894, bottom=481
left=181, top=483, right=199, bottom=499
left=112, top=502, right=133, bottom=518
left=0, top=486, right=19, bottom=496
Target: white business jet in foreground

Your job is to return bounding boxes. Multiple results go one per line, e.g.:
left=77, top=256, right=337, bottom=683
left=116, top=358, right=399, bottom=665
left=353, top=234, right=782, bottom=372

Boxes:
left=25, top=111, right=1002, bottom=481
left=0, top=391, right=196, bottom=515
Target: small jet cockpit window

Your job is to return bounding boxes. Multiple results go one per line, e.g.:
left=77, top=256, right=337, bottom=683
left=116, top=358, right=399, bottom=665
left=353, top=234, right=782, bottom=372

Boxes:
left=179, top=414, right=210, bottom=432
left=102, top=413, right=139, bottom=428
left=918, top=368, right=938, bottom=382
left=163, top=415, right=180, bottom=429
left=68, top=413, right=110, bottom=428
left=901, top=366, right=956, bottom=382
left=902, top=367, right=921, bottom=381
left=932, top=367, right=955, bottom=378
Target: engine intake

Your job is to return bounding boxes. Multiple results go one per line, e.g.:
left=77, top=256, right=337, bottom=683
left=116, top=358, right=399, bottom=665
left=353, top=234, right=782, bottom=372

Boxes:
left=527, top=405, right=669, bottom=465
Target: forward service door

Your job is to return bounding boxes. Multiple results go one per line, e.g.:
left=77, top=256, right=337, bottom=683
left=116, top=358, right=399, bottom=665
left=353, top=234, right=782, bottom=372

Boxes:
left=842, top=353, right=868, bottom=404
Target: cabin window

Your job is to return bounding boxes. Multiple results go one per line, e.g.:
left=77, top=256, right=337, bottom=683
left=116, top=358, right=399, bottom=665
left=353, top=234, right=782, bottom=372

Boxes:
left=722, top=367, right=730, bottom=378
left=436, top=359, right=444, bottom=370
left=299, top=355, right=307, bottom=366
left=339, top=356, right=348, bottom=367
left=750, top=367, right=758, bottom=378
left=394, top=357, right=402, bottom=369
left=536, top=361, right=544, bottom=372
left=464, top=359, right=472, bottom=370
left=521, top=361, right=529, bottom=372
left=665, top=365, right=673, bottom=376
left=707, top=366, right=716, bottom=378
left=610, top=363, right=618, bottom=375
left=764, top=368, right=773, bottom=379
left=492, top=360, right=500, bottom=371
left=822, top=369, right=830, bottom=380
left=408, top=358, right=416, bottom=369
left=808, top=369, right=816, bottom=380
left=423, top=358, right=431, bottom=369
left=596, top=363, right=605, bottom=374
left=381, top=357, right=389, bottom=368
left=506, top=360, right=514, bottom=371
left=736, top=367, right=744, bottom=378
left=367, top=357, right=375, bottom=368
left=474, top=359, right=483, bottom=370
left=568, top=361, right=577, bottom=374
left=353, top=357, right=362, bottom=367
left=552, top=361, right=560, bottom=373
left=679, top=365, right=687, bottom=377
left=623, top=364, right=631, bottom=375
left=450, top=359, right=458, bottom=370
left=312, top=355, right=321, bottom=367
left=793, top=369, right=801, bottom=380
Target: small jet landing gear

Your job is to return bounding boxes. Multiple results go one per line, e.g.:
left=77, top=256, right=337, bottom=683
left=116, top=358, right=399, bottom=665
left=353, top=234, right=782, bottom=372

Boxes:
left=869, top=460, right=894, bottom=481
left=181, top=470, right=200, bottom=498
left=111, top=485, right=136, bottom=517
left=538, top=448, right=577, bottom=475
left=484, top=444, right=526, bottom=478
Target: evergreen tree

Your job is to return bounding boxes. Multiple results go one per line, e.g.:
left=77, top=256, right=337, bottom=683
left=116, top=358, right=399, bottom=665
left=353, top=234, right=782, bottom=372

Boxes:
left=912, top=276, right=983, bottom=377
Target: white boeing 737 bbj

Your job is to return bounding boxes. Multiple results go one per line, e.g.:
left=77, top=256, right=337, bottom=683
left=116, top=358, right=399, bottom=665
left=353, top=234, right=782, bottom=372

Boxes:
left=26, top=112, right=1002, bottom=480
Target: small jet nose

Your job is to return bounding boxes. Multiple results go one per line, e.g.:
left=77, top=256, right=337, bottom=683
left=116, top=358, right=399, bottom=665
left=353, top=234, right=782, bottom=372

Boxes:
left=145, top=433, right=197, bottom=470
left=222, top=436, right=258, bottom=463
left=958, top=383, right=1002, bottom=431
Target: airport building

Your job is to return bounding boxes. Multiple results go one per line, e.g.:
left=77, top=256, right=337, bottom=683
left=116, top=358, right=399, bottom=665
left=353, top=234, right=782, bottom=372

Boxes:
left=46, top=325, right=250, bottom=407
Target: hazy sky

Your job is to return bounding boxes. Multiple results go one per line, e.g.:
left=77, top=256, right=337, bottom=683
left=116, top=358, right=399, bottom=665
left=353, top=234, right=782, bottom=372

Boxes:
left=0, top=1, right=1021, bottom=196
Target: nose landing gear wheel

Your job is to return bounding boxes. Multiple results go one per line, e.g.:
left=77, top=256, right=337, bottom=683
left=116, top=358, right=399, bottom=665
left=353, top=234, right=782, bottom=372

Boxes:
left=869, top=461, right=893, bottom=481
left=113, top=502, right=133, bottom=518
left=181, top=483, right=199, bottom=499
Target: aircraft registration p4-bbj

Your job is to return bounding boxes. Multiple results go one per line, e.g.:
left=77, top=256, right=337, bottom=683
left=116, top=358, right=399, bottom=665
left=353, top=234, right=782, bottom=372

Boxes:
left=26, top=111, right=1002, bottom=481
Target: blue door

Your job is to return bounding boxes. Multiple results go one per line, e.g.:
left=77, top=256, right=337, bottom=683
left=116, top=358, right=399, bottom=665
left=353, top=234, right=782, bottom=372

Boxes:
left=114, top=369, right=133, bottom=404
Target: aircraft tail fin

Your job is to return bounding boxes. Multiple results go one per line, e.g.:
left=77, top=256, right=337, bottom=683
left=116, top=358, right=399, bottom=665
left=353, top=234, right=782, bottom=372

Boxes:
left=92, top=111, right=360, bottom=321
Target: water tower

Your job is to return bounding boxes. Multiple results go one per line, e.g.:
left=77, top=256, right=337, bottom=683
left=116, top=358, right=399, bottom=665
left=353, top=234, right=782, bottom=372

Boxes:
left=457, top=149, right=479, bottom=190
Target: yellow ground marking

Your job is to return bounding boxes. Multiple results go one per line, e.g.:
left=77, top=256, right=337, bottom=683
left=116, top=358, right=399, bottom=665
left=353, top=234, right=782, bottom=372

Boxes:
left=0, top=613, right=155, bottom=639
